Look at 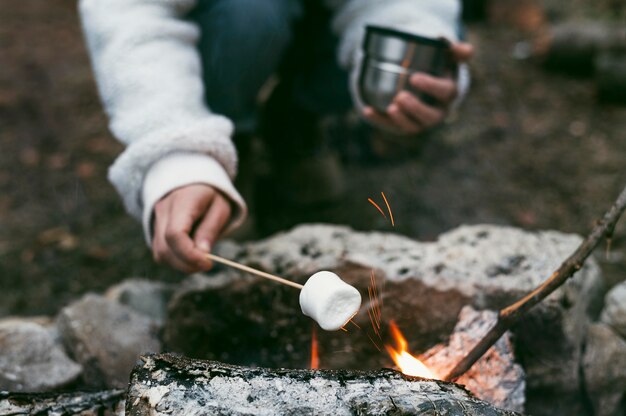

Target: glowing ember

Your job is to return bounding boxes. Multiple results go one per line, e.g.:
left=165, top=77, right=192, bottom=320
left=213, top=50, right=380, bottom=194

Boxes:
left=367, top=192, right=394, bottom=226
left=367, top=197, right=387, bottom=218
left=385, top=320, right=437, bottom=379
left=380, top=192, right=395, bottom=227
left=310, top=326, right=319, bottom=369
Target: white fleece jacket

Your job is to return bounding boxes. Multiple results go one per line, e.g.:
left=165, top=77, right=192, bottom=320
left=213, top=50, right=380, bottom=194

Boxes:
left=78, top=0, right=466, bottom=244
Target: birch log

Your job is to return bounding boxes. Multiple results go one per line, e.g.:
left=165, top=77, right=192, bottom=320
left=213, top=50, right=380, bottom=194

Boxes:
left=0, top=390, right=125, bottom=416
left=126, top=353, right=521, bottom=416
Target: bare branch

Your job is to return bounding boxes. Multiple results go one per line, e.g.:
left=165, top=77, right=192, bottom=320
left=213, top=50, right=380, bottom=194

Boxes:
left=444, top=185, right=626, bottom=381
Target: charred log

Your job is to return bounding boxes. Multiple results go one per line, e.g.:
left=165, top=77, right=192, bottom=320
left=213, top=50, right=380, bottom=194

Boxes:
left=0, top=389, right=125, bottom=415
left=126, top=353, right=521, bottom=416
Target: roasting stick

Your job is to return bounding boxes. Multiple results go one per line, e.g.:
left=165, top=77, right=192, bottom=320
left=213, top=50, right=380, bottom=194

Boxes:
left=206, top=253, right=362, bottom=332
left=206, top=253, right=304, bottom=290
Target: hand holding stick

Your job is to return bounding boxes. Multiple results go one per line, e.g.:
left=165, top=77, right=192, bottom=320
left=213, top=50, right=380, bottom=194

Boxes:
left=444, top=184, right=626, bottom=381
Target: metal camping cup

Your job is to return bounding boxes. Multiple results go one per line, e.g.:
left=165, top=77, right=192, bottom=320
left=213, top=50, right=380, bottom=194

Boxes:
left=358, top=26, right=456, bottom=112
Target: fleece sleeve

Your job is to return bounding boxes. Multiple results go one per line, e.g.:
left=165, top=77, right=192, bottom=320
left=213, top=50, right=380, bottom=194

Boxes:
left=78, top=0, right=247, bottom=239
left=142, top=153, right=247, bottom=245
left=329, top=0, right=470, bottom=110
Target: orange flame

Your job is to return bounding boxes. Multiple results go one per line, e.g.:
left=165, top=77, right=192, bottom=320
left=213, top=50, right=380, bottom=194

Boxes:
left=310, top=326, right=319, bottom=369
left=385, top=320, right=437, bottom=379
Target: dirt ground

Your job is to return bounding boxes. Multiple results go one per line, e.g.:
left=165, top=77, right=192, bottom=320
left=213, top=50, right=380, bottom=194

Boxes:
left=1, top=0, right=625, bottom=317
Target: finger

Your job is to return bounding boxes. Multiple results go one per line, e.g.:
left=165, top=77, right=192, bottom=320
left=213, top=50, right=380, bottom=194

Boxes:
left=152, top=200, right=170, bottom=265
left=363, top=106, right=401, bottom=131
left=194, top=194, right=232, bottom=252
left=395, top=91, right=445, bottom=128
left=410, top=73, right=457, bottom=104
left=386, top=103, right=422, bottom=134
left=451, top=42, right=474, bottom=61
left=161, top=250, right=198, bottom=274
left=153, top=202, right=200, bottom=273
left=165, top=192, right=215, bottom=270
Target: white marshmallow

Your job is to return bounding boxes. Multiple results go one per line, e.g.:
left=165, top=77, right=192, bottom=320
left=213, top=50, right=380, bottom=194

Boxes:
left=299, top=271, right=362, bottom=331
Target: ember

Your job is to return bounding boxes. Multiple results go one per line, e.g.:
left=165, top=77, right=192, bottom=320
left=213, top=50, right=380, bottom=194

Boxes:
left=386, top=320, right=437, bottom=379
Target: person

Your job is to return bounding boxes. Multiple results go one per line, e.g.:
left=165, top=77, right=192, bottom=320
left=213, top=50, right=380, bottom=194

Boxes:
left=78, top=0, right=473, bottom=274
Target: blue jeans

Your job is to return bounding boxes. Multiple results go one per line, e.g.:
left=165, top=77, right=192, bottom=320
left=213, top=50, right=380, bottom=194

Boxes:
left=190, top=0, right=352, bottom=135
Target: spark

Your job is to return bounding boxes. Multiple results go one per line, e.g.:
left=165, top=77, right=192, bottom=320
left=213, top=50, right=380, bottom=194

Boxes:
left=367, top=332, right=383, bottom=352
left=369, top=270, right=383, bottom=330
left=367, top=286, right=381, bottom=338
left=381, top=192, right=395, bottom=227
left=368, top=198, right=387, bottom=218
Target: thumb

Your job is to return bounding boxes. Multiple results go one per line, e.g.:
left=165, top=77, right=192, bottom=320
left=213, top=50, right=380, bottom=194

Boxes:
left=451, top=42, right=474, bottom=62
left=194, top=195, right=232, bottom=253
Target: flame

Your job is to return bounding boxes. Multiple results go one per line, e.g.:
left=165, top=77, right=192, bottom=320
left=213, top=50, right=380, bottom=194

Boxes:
left=385, top=320, right=437, bottom=379
left=310, top=326, right=319, bottom=369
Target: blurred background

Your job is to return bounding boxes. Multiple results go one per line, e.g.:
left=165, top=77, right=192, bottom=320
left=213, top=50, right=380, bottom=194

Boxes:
left=1, top=0, right=625, bottom=317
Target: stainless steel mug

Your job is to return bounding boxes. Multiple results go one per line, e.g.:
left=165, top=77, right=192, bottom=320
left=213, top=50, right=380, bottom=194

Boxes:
left=358, top=25, right=456, bottom=112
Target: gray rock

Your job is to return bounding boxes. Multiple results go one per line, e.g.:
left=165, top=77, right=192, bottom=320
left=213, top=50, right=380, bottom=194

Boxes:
left=582, top=323, right=626, bottom=416
left=596, top=49, right=626, bottom=105
left=423, top=306, right=525, bottom=413
left=601, top=282, right=626, bottom=339
left=165, top=224, right=601, bottom=404
left=57, top=294, right=161, bottom=388
left=105, top=278, right=174, bottom=325
left=542, top=22, right=620, bottom=75
left=0, top=319, right=82, bottom=391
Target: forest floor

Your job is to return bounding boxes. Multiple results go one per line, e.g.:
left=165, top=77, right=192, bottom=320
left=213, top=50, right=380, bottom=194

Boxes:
left=1, top=0, right=625, bottom=316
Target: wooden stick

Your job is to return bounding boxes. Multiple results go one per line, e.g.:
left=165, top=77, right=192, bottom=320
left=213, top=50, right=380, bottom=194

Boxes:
left=206, top=253, right=304, bottom=290
left=444, top=184, right=626, bottom=381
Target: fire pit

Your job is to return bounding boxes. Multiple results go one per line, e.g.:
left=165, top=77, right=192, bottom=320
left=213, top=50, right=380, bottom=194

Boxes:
left=2, top=223, right=621, bottom=416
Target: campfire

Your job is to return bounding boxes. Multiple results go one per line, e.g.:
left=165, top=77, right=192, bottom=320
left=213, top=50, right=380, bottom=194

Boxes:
left=2, top=181, right=626, bottom=416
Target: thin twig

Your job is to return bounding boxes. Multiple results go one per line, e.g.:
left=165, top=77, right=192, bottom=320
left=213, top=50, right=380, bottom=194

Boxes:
left=444, top=185, right=626, bottom=381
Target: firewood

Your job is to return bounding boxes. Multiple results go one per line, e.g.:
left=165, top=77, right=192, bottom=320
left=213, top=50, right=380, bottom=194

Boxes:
left=126, top=353, right=521, bottom=415
left=0, top=390, right=125, bottom=415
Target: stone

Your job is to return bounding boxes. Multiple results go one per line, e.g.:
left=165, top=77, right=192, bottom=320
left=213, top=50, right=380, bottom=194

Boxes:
left=595, top=46, right=626, bottom=105
left=0, top=319, right=82, bottom=391
left=105, top=278, right=174, bottom=325
left=601, top=281, right=626, bottom=339
left=423, top=306, right=526, bottom=413
left=582, top=323, right=626, bottom=416
left=165, top=224, right=601, bottom=409
left=57, top=293, right=161, bottom=388
left=126, top=354, right=522, bottom=415
left=541, top=22, right=620, bottom=76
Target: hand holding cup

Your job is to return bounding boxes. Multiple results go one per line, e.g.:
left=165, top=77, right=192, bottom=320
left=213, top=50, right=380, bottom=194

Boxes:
left=358, top=26, right=473, bottom=135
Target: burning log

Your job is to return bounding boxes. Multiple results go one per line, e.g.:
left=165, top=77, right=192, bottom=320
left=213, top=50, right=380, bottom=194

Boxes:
left=126, top=353, right=521, bottom=415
